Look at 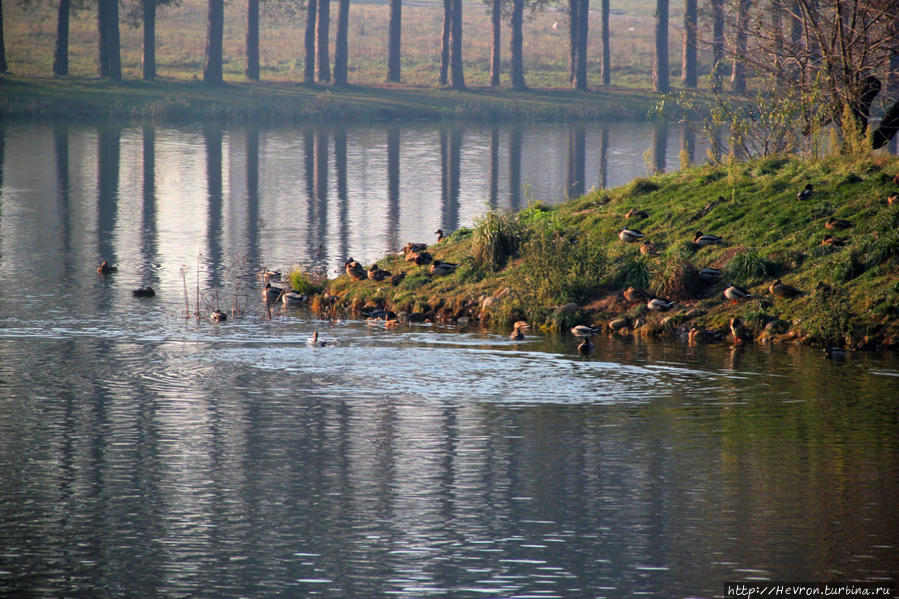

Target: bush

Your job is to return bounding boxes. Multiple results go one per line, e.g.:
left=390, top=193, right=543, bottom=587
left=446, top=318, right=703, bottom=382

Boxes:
left=472, top=208, right=524, bottom=271
left=724, top=249, right=780, bottom=286
left=518, top=229, right=607, bottom=306
left=287, top=267, right=324, bottom=295
left=649, top=254, right=701, bottom=299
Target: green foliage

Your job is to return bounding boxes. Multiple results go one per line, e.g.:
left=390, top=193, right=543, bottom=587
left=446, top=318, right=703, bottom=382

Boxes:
left=625, top=178, right=659, bottom=196
left=724, top=249, right=780, bottom=286
left=838, top=103, right=871, bottom=162
left=472, top=209, right=524, bottom=271
left=649, top=254, right=700, bottom=299
left=607, top=253, right=651, bottom=290
left=801, top=285, right=854, bottom=347
left=517, top=229, right=607, bottom=307
left=287, top=268, right=323, bottom=295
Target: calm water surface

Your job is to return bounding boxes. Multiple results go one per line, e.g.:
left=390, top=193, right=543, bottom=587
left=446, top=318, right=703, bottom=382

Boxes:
left=1, top=120, right=898, bottom=598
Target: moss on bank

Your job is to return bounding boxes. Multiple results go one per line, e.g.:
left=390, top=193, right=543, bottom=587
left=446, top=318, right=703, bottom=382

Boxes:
left=306, top=153, right=899, bottom=350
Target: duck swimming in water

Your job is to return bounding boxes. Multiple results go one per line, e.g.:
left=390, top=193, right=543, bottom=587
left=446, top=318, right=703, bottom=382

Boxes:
left=577, top=337, right=594, bottom=354
left=210, top=309, right=227, bottom=323
left=307, top=331, right=338, bottom=347
left=571, top=325, right=599, bottom=337
left=263, top=282, right=283, bottom=303
left=510, top=321, right=529, bottom=340
left=97, top=261, right=117, bottom=275
left=132, top=286, right=156, bottom=298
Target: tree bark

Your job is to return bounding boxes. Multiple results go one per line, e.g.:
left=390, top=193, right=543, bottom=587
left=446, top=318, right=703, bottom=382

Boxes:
left=0, top=0, right=6, bottom=73
left=730, top=0, right=749, bottom=93
left=143, top=0, right=156, bottom=80
left=449, top=0, right=464, bottom=89
left=387, top=0, right=401, bottom=81
left=489, top=0, right=501, bottom=86
left=53, top=0, right=70, bottom=75
left=653, top=0, right=668, bottom=93
left=711, top=0, right=724, bottom=90
left=246, top=0, right=259, bottom=80
left=98, top=0, right=122, bottom=80
left=510, top=0, right=524, bottom=89
left=573, top=0, right=588, bottom=90
left=304, top=0, right=317, bottom=83
left=681, top=0, right=696, bottom=87
left=568, top=0, right=577, bottom=84
left=203, top=0, right=224, bottom=84
left=440, top=0, right=450, bottom=85
left=600, top=0, right=609, bottom=85
left=334, top=0, right=349, bottom=84
left=316, top=0, right=330, bottom=82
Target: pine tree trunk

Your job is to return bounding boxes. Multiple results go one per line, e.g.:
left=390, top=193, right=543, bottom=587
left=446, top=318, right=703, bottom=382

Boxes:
left=440, top=0, right=450, bottom=85
left=568, top=0, right=577, bottom=84
left=489, top=0, right=500, bottom=86
left=653, top=0, right=669, bottom=93
left=143, top=0, right=156, bottom=80
left=53, top=0, right=70, bottom=75
left=510, top=0, right=524, bottom=89
left=98, top=0, right=109, bottom=77
left=387, top=0, right=401, bottom=81
left=600, top=0, right=609, bottom=85
left=246, top=0, right=259, bottom=80
left=316, top=0, right=330, bottom=82
left=681, top=0, right=696, bottom=87
left=304, top=0, right=317, bottom=83
left=334, top=0, right=349, bottom=84
left=730, top=0, right=749, bottom=93
left=449, top=0, right=464, bottom=89
left=98, top=0, right=121, bottom=79
left=204, top=0, right=224, bottom=84
left=573, top=0, right=588, bottom=90
left=711, top=0, right=724, bottom=90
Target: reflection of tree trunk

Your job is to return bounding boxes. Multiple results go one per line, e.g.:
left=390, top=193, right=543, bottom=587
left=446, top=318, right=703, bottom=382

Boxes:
left=489, top=0, right=501, bottom=86
left=439, top=127, right=448, bottom=223
left=54, top=123, right=72, bottom=278
left=510, top=0, right=524, bottom=89
left=449, top=0, right=465, bottom=89
left=246, top=0, right=259, bottom=80
left=314, top=129, right=329, bottom=252
left=440, top=0, right=450, bottom=85
left=204, top=123, right=224, bottom=288
left=334, top=0, right=349, bottom=84
left=441, top=126, right=461, bottom=231
left=54, top=0, right=70, bottom=75
left=316, top=0, right=331, bottom=82
left=598, top=122, right=608, bottom=188
left=304, top=0, right=317, bottom=83
left=334, top=127, right=348, bottom=261
left=652, top=121, right=667, bottom=174
left=600, top=0, right=610, bottom=85
left=566, top=123, right=585, bottom=199
left=387, top=0, right=401, bottom=82
left=730, top=0, right=749, bottom=94
left=141, top=125, right=159, bottom=285
left=681, top=0, right=696, bottom=88
left=508, top=124, right=522, bottom=209
left=304, top=130, right=315, bottom=236
left=680, top=125, right=694, bottom=169
left=386, top=125, right=400, bottom=251
left=488, top=125, right=499, bottom=207
left=245, top=126, right=260, bottom=269
left=98, top=124, right=120, bottom=270
left=653, top=0, right=669, bottom=93
left=711, top=0, right=724, bottom=90
left=204, top=0, right=223, bottom=84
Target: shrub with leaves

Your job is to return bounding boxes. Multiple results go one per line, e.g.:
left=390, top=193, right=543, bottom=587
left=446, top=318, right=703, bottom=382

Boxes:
left=517, top=229, right=607, bottom=307
left=472, top=209, right=524, bottom=271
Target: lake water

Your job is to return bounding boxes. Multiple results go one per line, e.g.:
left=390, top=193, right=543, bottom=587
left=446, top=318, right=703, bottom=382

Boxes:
left=1, top=120, right=897, bottom=598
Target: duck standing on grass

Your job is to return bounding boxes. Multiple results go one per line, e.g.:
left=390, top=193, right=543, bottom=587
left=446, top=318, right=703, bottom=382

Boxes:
left=618, top=228, right=644, bottom=243
left=429, top=260, right=459, bottom=276
left=435, top=229, right=446, bottom=243
left=769, top=279, right=801, bottom=298
left=693, top=231, right=723, bottom=246
left=646, top=297, right=675, bottom=312
left=345, top=257, right=367, bottom=281
left=368, top=264, right=392, bottom=282
left=797, top=183, right=813, bottom=200
left=724, top=284, right=752, bottom=303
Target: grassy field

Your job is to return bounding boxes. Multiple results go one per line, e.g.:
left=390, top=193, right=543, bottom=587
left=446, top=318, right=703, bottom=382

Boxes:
left=314, top=151, right=899, bottom=349
left=3, top=0, right=706, bottom=90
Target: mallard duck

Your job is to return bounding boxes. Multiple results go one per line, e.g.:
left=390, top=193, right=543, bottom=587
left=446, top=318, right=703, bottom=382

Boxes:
left=263, top=282, right=283, bottom=303
left=623, top=287, right=646, bottom=303
left=282, top=291, right=307, bottom=306
left=402, top=242, right=428, bottom=255
left=797, top=183, right=813, bottom=201
left=435, top=229, right=445, bottom=243
left=132, top=286, right=156, bottom=297
left=618, top=228, right=644, bottom=242
left=510, top=321, right=529, bottom=340
left=824, top=346, right=847, bottom=358
left=730, top=316, right=747, bottom=344
left=406, top=251, right=433, bottom=265
left=307, top=331, right=338, bottom=347
left=368, top=264, right=392, bottom=282
left=723, top=284, right=752, bottom=303
left=825, top=217, right=852, bottom=230
left=390, top=271, right=407, bottom=286
left=640, top=241, right=658, bottom=255
left=577, top=337, right=594, bottom=354
left=210, top=309, right=227, bottom=322
left=693, top=231, right=723, bottom=246
left=699, top=267, right=722, bottom=281
left=345, top=257, right=366, bottom=281
left=97, top=261, right=117, bottom=275
left=646, top=297, right=675, bottom=312
left=821, top=235, right=846, bottom=247
left=769, top=279, right=801, bottom=298
left=429, top=260, right=458, bottom=276
left=571, top=325, right=598, bottom=336
left=626, top=208, right=649, bottom=220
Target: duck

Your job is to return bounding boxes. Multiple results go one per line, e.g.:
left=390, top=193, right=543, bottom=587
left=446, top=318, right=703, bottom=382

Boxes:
left=723, top=284, right=752, bottom=303
left=510, top=321, right=529, bottom=340
left=307, top=331, right=338, bottom=347
left=646, top=297, right=676, bottom=312
left=626, top=208, right=649, bottom=220
left=97, top=261, right=117, bottom=275
left=693, top=231, right=723, bottom=246
left=699, top=267, right=722, bottom=282
left=577, top=337, right=594, bottom=354
left=618, top=228, right=644, bottom=243
left=390, top=271, right=407, bottom=286
left=821, top=235, right=846, bottom=247
left=797, top=183, right=813, bottom=201
left=769, top=279, right=801, bottom=298
left=429, top=260, right=459, bottom=276
left=639, top=241, right=658, bottom=255
left=209, top=309, right=227, bottom=322
left=132, top=286, right=156, bottom=297
left=282, top=290, right=307, bottom=306
left=345, top=257, right=367, bottom=281
left=730, top=316, right=747, bottom=344
left=623, top=287, right=647, bottom=303
left=824, top=346, right=847, bottom=358
left=888, top=193, right=898, bottom=207
left=825, top=217, right=852, bottom=230
left=402, top=242, right=428, bottom=255
left=435, top=229, right=446, bottom=243
left=406, top=251, right=433, bottom=265
left=368, top=264, right=392, bottom=282
left=571, top=325, right=598, bottom=337
left=263, top=282, right=283, bottom=303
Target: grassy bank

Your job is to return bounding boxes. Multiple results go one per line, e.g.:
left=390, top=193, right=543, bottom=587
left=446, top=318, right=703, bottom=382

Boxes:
left=303, top=152, right=899, bottom=350
left=0, top=75, right=660, bottom=121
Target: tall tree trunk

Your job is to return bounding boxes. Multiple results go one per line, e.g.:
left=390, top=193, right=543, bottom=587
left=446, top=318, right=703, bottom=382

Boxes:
left=387, top=0, right=401, bottom=81
left=98, top=0, right=121, bottom=79
left=600, top=0, right=609, bottom=85
left=653, top=0, right=669, bottom=93
left=449, top=0, right=464, bottom=89
left=0, top=0, right=5, bottom=73
left=573, top=0, right=588, bottom=90
left=510, top=0, right=524, bottom=89
left=568, top=0, right=577, bottom=84
left=204, top=0, right=224, bottom=83
left=143, top=0, right=156, bottom=80
left=246, top=0, right=259, bottom=80
left=53, top=0, right=70, bottom=75
left=334, top=0, right=349, bottom=84
left=316, top=0, right=330, bottom=82
left=439, top=0, right=450, bottom=85
left=890, top=11, right=899, bottom=102
left=489, top=0, right=500, bottom=86
left=730, top=0, right=749, bottom=93
left=304, top=0, right=317, bottom=83
left=711, top=0, right=724, bottom=90
left=681, top=0, right=696, bottom=87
